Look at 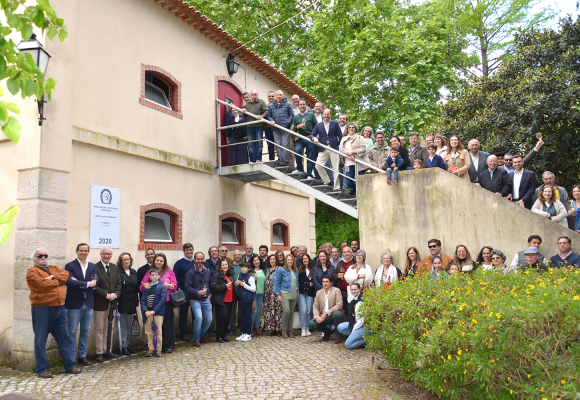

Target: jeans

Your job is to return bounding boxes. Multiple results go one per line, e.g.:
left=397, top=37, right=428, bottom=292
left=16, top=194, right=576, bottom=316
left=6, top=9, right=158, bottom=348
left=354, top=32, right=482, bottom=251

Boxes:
left=66, top=302, right=93, bottom=358
left=272, top=128, right=290, bottom=163
left=294, top=138, right=316, bottom=175
left=32, top=305, right=76, bottom=374
left=178, top=301, right=192, bottom=337
left=191, top=299, right=213, bottom=342
left=264, top=127, right=275, bottom=160
left=387, top=168, right=399, bottom=182
left=247, top=126, right=264, bottom=162
left=346, top=165, right=365, bottom=191
left=308, top=311, right=344, bottom=335
left=280, top=295, right=297, bottom=332
left=251, top=293, right=264, bottom=328
left=297, top=294, right=314, bottom=330
left=337, top=322, right=368, bottom=349
left=239, top=301, right=253, bottom=335
left=119, top=313, right=133, bottom=349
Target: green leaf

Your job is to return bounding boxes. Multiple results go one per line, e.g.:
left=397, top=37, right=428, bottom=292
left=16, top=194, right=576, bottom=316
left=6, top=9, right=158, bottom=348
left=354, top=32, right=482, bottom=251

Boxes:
left=6, top=102, right=20, bottom=114
left=0, top=205, right=19, bottom=246
left=0, top=102, right=8, bottom=126
left=2, top=116, right=22, bottom=142
left=6, top=78, right=20, bottom=96
left=21, top=24, right=33, bottom=41
left=25, top=80, right=36, bottom=97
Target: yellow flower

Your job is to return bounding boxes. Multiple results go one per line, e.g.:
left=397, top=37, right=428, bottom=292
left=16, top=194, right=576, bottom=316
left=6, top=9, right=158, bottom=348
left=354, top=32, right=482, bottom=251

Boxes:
left=448, top=354, right=451, bottom=360
left=492, top=359, right=495, bottom=363
left=458, top=349, right=462, bottom=355
left=541, top=387, right=544, bottom=392
left=561, top=380, right=566, bottom=384
left=573, top=295, right=579, bottom=300
left=527, top=374, right=531, bottom=378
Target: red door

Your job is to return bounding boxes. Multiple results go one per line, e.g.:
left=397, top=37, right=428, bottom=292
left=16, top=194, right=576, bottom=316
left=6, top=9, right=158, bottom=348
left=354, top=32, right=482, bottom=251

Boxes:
left=218, top=82, right=242, bottom=167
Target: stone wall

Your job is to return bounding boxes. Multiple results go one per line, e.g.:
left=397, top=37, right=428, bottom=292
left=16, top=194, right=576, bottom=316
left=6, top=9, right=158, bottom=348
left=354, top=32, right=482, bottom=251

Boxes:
left=358, top=168, right=580, bottom=273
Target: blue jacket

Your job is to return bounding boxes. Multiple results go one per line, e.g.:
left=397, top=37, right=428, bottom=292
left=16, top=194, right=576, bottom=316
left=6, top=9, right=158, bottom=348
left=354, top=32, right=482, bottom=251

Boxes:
left=426, top=155, right=446, bottom=170
left=310, top=120, right=342, bottom=151
left=267, top=98, right=294, bottom=128
left=173, top=258, right=195, bottom=290
left=184, top=266, right=212, bottom=302
left=385, top=154, right=404, bottom=170
left=140, top=282, right=167, bottom=316
left=204, top=258, right=220, bottom=277
left=312, top=265, right=336, bottom=292
left=273, top=267, right=299, bottom=296
left=237, top=271, right=255, bottom=303
left=65, top=259, right=98, bottom=310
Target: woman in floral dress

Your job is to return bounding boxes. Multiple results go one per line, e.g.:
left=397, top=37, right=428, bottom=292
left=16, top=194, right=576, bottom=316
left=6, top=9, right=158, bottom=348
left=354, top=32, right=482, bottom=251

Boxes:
left=263, top=254, right=283, bottom=336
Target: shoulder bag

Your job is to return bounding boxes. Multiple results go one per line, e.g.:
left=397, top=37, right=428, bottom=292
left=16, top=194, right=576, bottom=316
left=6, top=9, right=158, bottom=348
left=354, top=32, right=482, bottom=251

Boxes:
left=170, top=288, right=187, bottom=307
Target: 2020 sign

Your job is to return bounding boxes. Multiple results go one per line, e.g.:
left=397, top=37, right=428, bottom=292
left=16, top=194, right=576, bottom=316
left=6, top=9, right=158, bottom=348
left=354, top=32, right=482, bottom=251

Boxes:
left=90, top=185, right=120, bottom=248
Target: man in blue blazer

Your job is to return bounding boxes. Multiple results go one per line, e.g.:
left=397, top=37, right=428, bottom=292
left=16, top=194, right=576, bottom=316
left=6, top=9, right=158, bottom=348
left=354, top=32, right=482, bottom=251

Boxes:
left=507, top=154, right=536, bottom=209
left=309, top=108, right=342, bottom=191
left=65, top=243, right=97, bottom=366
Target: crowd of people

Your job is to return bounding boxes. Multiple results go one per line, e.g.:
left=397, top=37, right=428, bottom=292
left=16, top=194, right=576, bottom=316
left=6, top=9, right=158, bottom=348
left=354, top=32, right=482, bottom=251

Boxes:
left=224, top=91, right=580, bottom=231
left=28, top=234, right=579, bottom=378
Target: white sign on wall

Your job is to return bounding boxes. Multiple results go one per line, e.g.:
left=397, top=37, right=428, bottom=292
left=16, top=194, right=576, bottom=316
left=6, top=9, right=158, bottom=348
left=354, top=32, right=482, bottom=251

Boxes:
left=90, top=185, right=120, bottom=248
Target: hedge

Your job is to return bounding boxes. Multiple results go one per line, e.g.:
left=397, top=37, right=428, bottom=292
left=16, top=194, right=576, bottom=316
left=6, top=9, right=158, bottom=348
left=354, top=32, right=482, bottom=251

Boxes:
left=362, top=268, right=580, bottom=399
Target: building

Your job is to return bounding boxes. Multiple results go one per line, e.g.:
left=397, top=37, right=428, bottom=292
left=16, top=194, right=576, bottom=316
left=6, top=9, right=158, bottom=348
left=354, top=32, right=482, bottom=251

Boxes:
left=0, top=0, right=317, bottom=370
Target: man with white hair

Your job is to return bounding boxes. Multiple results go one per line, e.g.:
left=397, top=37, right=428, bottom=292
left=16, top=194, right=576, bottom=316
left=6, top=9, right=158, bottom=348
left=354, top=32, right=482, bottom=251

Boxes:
left=467, top=139, right=489, bottom=183
left=267, top=90, right=294, bottom=166
left=93, top=247, right=122, bottom=362
left=27, top=247, right=81, bottom=378
left=533, top=171, right=569, bottom=204
left=476, top=155, right=512, bottom=197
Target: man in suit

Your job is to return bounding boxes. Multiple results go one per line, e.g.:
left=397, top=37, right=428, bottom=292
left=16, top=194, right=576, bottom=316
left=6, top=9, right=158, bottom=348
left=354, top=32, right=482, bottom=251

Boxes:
left=477, top=155, right=512, bottom=197
left=93, top=247, right=122, bottom=362
left=507, top=155, right=536, bottom=209
left=533, top=171, right=569, bottom=204
left=468, top=139, right=490, bottom=183
left=65, top=243, right=98, bottom=366
left=310, top=108, right=342, bottom=191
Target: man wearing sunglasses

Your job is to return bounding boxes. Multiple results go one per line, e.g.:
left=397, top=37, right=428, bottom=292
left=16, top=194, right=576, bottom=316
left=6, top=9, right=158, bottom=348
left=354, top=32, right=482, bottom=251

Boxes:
left=422, top=239, right=452, bottom=271
left=27, top=248, right=81, bottom=378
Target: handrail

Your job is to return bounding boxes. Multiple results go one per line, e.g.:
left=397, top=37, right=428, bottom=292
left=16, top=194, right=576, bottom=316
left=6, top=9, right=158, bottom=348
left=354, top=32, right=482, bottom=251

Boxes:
left=216, top=99, right=384, bottom=174
left=216, top=119, right=265, bottom=131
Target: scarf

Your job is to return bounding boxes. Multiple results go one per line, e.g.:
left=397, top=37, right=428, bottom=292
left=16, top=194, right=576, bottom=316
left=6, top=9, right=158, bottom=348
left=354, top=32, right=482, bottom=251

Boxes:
left=385, top=265, right=399, bottom=283
left=542, top=202, right=557, bottom=217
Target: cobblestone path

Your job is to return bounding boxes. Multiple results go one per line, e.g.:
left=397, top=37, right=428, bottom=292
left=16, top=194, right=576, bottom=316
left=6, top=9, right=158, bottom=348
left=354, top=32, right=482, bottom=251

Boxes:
left=0, top=335, right=395, bottom=400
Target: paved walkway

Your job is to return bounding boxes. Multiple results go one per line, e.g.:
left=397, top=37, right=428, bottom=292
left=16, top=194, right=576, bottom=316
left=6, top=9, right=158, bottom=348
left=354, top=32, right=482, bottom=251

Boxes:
left=0, top=335, right=394, bottom=400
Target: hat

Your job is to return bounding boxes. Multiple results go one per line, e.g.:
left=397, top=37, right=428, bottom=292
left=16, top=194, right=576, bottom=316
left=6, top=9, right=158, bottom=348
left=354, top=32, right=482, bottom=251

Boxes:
left=524, top=247, right=539, bottom=255
left=495, top=151, right=505, bottom=157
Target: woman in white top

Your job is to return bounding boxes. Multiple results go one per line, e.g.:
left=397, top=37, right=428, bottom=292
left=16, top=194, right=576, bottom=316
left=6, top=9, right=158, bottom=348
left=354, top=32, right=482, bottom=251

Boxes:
left=476, top=246, right=494, bottom=271
left=373, top=252, right=402, bottom=286
left=339, top=123, right=371, bottom=195
left=360, top=126, right=375, bottom=154
left=532, top=185, right=568, bottom=227
left=434, top=133, right=447, bottom=158
left=344, top=249, right=373, bottom=303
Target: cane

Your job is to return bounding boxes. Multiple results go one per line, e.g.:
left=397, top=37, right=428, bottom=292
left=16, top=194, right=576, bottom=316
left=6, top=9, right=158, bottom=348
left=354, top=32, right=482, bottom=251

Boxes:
left=106, top=299, right=117, bottom=357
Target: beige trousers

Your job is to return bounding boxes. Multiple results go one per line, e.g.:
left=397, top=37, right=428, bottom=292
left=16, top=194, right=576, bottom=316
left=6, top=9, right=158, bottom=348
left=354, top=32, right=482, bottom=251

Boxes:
left=144, top=315, right=164, bottom=351
left=93, top=305, right=114, bottom=355
left=315, top=149, right=340, bottom=190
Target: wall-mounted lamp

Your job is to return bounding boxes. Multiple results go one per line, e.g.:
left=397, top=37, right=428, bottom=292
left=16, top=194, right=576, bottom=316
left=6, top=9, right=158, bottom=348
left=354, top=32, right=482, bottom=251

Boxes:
left=226, top=53, right=239, bottom=78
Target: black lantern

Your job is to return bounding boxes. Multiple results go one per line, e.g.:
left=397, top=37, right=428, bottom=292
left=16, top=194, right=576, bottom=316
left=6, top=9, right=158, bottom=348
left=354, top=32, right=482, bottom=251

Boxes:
left=17, top=33, right=51, bottom=126
left=226, top=53, right=239, bottom=78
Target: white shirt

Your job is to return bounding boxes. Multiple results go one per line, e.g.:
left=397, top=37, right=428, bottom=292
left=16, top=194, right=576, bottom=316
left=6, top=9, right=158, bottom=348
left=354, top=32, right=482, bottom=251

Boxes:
left=472, top=152, right=480, bottom=171
left=124, top=269, right=130, bottom=276
left=340, top=125, right=346, bottom=135
left=513, top=168, right=524, bottom=199
left=322, top=289, right=331, bottom=314
left=324, top=121, right=329, bottom=134
left=234, top=115, right=240, bottom=123
left=315, top=113, right=323, bottom=123
left=241, top=276, right=256, bottom=292
left=77, top=258, right=89, bottom=279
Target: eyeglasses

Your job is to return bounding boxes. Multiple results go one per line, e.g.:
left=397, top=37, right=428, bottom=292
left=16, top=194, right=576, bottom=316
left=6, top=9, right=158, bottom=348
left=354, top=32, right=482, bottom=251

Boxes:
left=428, top=245, right=437, bottom=249
left=505, top=159, right=513, bottom=162
left=36, top=254, right=49, bottom=259
left=348, top=127, right=356, bottom=130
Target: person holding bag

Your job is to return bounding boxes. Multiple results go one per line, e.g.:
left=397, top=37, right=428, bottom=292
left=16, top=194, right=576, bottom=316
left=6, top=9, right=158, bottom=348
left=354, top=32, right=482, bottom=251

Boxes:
left=117, top=252, right=139, bottom=356
left=443, top=135, right=471, bottom=181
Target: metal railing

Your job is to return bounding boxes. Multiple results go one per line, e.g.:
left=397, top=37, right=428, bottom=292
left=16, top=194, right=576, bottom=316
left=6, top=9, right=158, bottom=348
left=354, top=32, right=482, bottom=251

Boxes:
left=216, top=99, right=384, bottom=200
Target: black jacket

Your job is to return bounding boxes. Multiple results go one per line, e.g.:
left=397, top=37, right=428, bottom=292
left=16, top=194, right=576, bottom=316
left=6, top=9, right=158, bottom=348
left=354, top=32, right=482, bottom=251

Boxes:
left=310, top=120, right=342, bottom=150
left=479, top=167, right=512, bottom=197
left=224, top=112, right=247, bottom=140
left=397, top=146, right=411, bottom=170
left=298, top=272, right=315, bottom=296
left=117, top=266, right=139, bottom=314
left=509, top=169, right=536, bottom=209
left=210, top=270, right=235, bottom=305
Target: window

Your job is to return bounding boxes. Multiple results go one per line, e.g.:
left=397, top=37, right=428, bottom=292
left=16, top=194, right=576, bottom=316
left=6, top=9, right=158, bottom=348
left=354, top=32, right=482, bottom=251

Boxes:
left=145, top=74, right=172, bottom=109
left=139, top=203, right=183, bottom=250
left=144, top=211, right=173, bottom=242
left=270, top=219, right=290, bottom=251
left=221, top=219, right=239, bottom=244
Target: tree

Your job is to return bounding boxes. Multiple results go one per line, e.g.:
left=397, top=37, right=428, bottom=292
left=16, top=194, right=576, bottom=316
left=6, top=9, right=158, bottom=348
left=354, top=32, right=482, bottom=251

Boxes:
left=0, top=0, right=67, bottom=246
left=435, top=0, right=555, bottom=77
left=315, top=201, right=359, bottom=248
left=429, top=16, right=580, bottom=187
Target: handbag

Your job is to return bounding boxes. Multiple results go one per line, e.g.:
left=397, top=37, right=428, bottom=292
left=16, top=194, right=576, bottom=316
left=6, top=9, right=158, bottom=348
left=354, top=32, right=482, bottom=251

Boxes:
left=170, top=288, right=187, bottom=307
left=130, top=314, right=141, bottom=336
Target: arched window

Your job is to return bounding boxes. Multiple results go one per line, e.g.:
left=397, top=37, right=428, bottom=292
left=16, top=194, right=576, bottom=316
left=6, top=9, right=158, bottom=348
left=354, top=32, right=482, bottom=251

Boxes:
left=139, top=203, right=182, bottom=250
left=271, top=219, right=290, bottom=251
left=219, top=213, right=246, bottom=250
left=139, top=64, right=183, bottom=119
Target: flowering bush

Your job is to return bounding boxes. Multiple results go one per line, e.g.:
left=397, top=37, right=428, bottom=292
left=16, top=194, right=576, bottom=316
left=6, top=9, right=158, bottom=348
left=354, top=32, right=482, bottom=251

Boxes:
left=362, top=268, right=580, bottom=399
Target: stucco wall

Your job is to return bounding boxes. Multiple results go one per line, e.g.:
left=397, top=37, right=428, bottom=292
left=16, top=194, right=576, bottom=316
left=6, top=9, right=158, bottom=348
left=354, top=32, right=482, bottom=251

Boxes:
left=358, top=168, right=580, bottom=273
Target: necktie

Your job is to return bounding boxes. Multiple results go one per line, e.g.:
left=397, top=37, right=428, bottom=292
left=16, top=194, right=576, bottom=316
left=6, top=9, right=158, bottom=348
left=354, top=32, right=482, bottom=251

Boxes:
left=105, top=265, right=110, bottom=278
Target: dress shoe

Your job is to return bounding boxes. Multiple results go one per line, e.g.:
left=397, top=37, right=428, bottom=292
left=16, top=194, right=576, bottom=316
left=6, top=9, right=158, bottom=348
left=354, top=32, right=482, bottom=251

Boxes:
left=281, top=331, right=288, bottom=339
left=66, top=367, right=82, bottom=374
left=268, top=330, right=277, bottom=336
left=255, top=327, right=262, bottom=335
left=127, top=346, right=137, bottom=355
left=322, top=332, right=332, bottom=341
left=288, top=330, right=294, bottom=338
left=277, top=330, right=282, bottom=337
left=106, top=352, right=119, bottom=359
left=39, top=371, right=53, bottom=379
left=222, top=336, right=230, bottom=342
left=122, top=348, right=131, bottom=356
left=200, top=337, right=208, bottom=343
left=192, top=340, right=201, bottom=347
left=180, top=335, right=189, bottom=342
left=334, top=335, right=343, bottom=344
left=217, top=337, right=225, bottom=343
left=95, top=354, right=104, bottom=363
left=161, top=349, right=173, bottom=354
left=77, top=357, right=91, bottom=366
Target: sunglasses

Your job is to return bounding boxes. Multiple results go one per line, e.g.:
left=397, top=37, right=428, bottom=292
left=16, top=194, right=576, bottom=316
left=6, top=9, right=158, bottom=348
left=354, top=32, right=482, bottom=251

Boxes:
left=428, top=245, right=438, bottom=249
left=37, top=254, right=49, bottom=259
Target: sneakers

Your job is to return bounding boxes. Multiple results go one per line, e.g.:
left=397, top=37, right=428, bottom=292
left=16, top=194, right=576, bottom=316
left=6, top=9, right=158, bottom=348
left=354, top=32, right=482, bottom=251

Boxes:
left=240, top=334, right=252, bottom=342
left=387, top=180, right=392, bottom=185
left=289, top=169, right=302, bottom=175
left=306, top=329, right=311, bottom=336
left=301, top=329, right=307, bottom=337
left=236, top=334, right=246, bottom=341
left=304, top=176, right=314, bottom=181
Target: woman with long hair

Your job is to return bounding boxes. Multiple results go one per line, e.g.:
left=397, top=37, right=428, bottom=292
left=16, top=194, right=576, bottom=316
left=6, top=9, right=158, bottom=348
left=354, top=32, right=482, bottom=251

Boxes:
left=273, top=253, right=299, bottom=339
left=453, top=245, right=475, bottom=273
left=117, top=252, right=139, bottom=356
left=297, top=254, right=315, bottom=337
left=403, top=247, right=425, bottom=278
left=312, top=250, right=335, bottom=292
left=434, top=133, right=447, bottom=158
left=263, top=254, right=283, bottom=336
left=476, top=246, right=494, bottom=271
left=566, top=185, right=580, bottom=232
left=140, top=253, right=177, bottom=353
left=532, top=185, right=568, bottom=227
left=210, top=259, right=234, bottom=343
left=251, top=255, right=266, bottom=335
left=339, top=122, right=371, bottom=195
left=443, top=135, right=471, bottom=181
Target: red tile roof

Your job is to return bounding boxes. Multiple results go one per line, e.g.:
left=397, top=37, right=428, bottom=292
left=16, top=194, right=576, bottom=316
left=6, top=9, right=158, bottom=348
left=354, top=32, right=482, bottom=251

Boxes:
left=154, top=0, right=318, bottom=104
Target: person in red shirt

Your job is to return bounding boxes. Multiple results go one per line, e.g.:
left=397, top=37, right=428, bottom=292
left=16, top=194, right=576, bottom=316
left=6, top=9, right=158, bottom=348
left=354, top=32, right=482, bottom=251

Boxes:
left=210, top=259, right=235, bottom=343
left=333, top=246, right=354, bottom=319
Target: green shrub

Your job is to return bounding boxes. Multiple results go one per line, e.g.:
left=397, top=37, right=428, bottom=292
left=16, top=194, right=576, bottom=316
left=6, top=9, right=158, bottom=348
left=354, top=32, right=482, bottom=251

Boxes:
left=363, top=269, right=580, bottom=399
left=314, top=200, right=359, bottom=246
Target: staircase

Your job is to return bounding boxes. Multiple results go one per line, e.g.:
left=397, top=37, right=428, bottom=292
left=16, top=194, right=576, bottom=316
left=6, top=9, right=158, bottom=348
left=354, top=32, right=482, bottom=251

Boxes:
left=217, top=161, right=360, bottom=218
